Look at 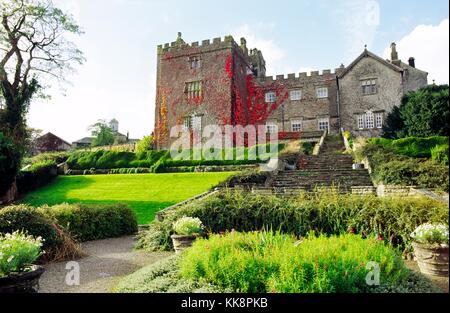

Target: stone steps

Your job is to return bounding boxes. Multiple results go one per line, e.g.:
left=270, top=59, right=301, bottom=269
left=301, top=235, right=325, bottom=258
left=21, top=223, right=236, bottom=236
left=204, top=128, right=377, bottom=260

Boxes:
left=271, top=135, right=374, bottom=193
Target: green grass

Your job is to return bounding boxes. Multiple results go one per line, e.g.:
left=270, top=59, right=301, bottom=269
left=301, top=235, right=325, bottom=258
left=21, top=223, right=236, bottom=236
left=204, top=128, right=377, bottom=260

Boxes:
left=22, top=173, right=235, bottom=225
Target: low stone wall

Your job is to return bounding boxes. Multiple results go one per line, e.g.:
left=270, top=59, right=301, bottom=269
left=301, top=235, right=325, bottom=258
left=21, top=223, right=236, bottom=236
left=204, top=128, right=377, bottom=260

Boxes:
left=65, top=164, right=258, bottom=175
left=376, top=184, right=417, bottom=197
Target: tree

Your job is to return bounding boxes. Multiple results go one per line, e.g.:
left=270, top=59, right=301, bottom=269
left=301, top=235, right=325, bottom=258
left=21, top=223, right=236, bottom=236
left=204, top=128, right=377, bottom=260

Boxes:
left=0, top=0, right=84, bottom=153
left=383, top=85, right=449, bottom=138
left=135, top=135, right=154, bottom=154
left=89, top=120, right=115, bottom=147
left=0, top=131, right=20, bottom=196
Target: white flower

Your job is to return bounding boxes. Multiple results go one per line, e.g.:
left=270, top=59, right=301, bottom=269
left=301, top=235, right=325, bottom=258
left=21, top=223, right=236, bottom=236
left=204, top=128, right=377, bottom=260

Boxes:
left=7, top=255, right=14, bottom=263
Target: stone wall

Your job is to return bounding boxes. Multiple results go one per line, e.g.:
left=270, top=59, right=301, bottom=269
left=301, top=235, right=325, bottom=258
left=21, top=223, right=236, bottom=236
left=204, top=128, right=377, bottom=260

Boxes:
left=339, top=55, right=404, bottom=137
left=259, top=70, right=340, bottom=134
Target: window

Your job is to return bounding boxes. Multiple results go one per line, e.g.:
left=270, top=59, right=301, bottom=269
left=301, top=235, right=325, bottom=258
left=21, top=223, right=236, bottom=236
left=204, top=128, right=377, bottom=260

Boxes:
left=375, top=113, right=383, bottom=129
left=185, top=81, right=203, bottom=99
left=183, top=115, right=202, bottom=132
left=290, top=90, right=302, bottom=101
left=266, top=122, right=278, bottom=134
left=365, top=111, right=374, bottom=129
left=189, top=56, right=201, bottom=69
left=316, top=87, right=328, bottom=99
left=291, top=120, right=302, bottom=132
left=183, top=116, right=192, bottom=131
left=357, top=114, right=365, bottom=130
left=361, top=79, right=377, bottom=95
left=265, top=92, right=276, bottom=103
left=318, top=118, right=329, bottom=131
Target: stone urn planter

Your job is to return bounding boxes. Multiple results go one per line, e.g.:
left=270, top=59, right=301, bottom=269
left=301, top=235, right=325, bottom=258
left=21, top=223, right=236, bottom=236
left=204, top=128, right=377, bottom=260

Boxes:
left=412, top=242, right=449, bottom=276
left=0, top=265, right=45, bottom=294
left=171, top=234, right=197, bottom=254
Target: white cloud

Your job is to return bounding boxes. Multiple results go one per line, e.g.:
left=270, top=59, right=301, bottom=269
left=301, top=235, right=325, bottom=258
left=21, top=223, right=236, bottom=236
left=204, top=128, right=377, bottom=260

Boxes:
left=231, top=24, right=286, bottom=76
left=335, top=0, right=380, bottom=62
left=383, top=19, right=449, bottom=84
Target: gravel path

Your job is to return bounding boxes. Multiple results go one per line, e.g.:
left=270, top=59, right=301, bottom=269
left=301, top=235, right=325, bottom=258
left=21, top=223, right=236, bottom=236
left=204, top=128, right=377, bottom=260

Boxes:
left=39, top=236, right=173, bottom=293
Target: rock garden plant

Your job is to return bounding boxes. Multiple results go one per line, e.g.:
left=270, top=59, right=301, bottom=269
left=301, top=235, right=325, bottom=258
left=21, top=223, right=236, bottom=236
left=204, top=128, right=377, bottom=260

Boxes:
left=410, top=223, right=449, bottom=276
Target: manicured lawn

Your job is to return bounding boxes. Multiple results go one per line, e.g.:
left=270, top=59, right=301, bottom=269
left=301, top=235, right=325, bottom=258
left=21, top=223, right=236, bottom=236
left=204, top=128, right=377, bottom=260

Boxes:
left=22, top=172, right=235, bottom=224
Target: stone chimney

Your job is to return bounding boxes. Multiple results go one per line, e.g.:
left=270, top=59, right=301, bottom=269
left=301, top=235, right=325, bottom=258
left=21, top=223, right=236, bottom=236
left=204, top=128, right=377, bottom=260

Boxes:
left=408, top=57, right=415, bottom=68
left=240, top=37, right=248, bottom=55
left=390, top=42, right=401, bottom=66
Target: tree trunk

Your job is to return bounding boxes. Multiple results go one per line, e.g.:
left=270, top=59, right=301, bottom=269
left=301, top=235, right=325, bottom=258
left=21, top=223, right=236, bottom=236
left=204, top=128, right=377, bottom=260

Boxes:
left=0, top=180, right=18, bottom=205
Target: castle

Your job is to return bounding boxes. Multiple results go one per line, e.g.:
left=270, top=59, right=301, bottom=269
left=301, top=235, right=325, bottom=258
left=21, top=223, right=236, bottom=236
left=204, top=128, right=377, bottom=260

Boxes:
left=154, top=33, right=428, bottom=149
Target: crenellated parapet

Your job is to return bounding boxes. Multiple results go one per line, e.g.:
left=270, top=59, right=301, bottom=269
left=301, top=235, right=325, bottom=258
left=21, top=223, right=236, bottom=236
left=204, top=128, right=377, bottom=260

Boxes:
left=258, top=69, right=340, bottom=84
left=157, top=34, right=237, bottom=56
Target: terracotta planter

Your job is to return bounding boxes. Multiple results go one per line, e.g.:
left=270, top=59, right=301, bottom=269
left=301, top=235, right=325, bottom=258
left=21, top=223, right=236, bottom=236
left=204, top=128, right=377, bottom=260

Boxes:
left=412, top=242, right=449, bottom=277
left=0, top=265, right=45, bottom=293
left=171, top=234, right=196, bottom=254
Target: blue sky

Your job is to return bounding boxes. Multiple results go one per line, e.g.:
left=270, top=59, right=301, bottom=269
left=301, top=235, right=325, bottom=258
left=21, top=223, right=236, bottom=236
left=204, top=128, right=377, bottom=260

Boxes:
left=28, top=0, right=449, bottom=142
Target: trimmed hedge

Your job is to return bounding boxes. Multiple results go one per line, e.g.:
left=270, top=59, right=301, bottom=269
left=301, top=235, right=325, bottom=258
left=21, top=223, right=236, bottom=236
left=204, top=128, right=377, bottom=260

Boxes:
left=17, top=160, right=58, bottom=194
left=137, top=189, right=448, bottom=253
left=0, top=205, right=83, bottom=262
left=65, top=143, right=284, bottom=172
left=39, top=203, right=138, bottom=242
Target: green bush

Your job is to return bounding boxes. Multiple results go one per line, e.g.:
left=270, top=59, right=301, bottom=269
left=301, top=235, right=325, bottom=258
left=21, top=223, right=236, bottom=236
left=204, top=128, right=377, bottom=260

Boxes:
left=29, top=151, right=70, bottom=165
left=0, top=205, right=82, bottom=262
left=214, top=169, right=269, bottom=188
left=431, top=144, right=449, bottom=165
left=0, top=132, right=20, bottom=196
left=368, top=136, right=448, bottom=158
left=135, top=135, right=154, bottom=154
left=138, top=190, right=447, bottom=253
left=16, top=160, right=58, bottom=195
left=180, top=232, right=408, bottom=293
left=39, top=203, right=138, bottom=242
left=358, top=143, right=449, bottom=191
left=0, top=231, right=43, bottom=277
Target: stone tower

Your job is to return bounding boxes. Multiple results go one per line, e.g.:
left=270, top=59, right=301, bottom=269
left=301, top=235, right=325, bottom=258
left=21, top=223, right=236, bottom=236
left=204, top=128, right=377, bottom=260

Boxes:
left=154, top=33, right=265, bottom=150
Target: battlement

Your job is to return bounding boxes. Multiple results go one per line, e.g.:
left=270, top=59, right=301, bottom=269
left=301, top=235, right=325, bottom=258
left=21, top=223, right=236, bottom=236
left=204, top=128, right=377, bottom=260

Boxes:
left=157, top=34, right=236, bottom=54
left=260, top=69, right=341, bottom=83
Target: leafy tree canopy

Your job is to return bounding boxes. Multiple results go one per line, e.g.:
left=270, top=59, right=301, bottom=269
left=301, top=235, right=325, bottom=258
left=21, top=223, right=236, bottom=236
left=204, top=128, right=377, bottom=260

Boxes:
left=383, top=84, right=449, bottom=138
left=89, top=120, right=115, bottom=147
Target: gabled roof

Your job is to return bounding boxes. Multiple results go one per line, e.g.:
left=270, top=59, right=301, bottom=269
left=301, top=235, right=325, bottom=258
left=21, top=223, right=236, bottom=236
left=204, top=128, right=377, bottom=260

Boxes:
left=73, top=137, right=94, bottom=144
left=338, top=49, right=404, bottom=78
left=37, top=132, right=72, bottom=147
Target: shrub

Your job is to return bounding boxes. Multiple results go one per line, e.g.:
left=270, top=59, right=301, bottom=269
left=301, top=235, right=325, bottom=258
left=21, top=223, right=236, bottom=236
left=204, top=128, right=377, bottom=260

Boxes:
left=369, top=136, right=448, bottom=158
left=0, top=205, right=83, bottom=262
left=0, top=132, right=20, bottom=196
left=16, top=160, right=57, bottom=194
left=0, top=231, right=43, bottom=277
left=29, top=151, right=70, bottom=165
left=137, top=190, right=448, bottom=253
left=410, top=223, right=449, bottom=245
left=135, top=135, right=154, bottom=154
left=357, top=142, right=449, bottom=191
left=214, top=170, right=269, bottom=188
left=173, top=217, right=204, bottom=236
left=180, top=232, right=408, bottom=293
left=115, top=255, right=227, bottom=293
left=431, top=144, right=449, bottom=165
left=39, top=203, right=138, bottom=242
